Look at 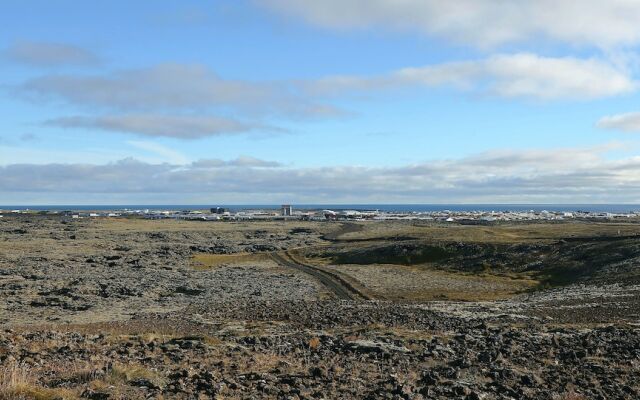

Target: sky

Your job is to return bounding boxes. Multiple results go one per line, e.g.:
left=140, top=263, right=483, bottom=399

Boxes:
left=2, top=0, right=640, bottom=204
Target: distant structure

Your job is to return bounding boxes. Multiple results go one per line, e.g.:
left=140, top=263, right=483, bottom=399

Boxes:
left=211, top=207, right=227, bottom=214
left=281, top=204, right=293, bottom=216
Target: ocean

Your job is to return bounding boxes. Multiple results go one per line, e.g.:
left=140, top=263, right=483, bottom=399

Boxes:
left=2, top=204, right=640, bottom=213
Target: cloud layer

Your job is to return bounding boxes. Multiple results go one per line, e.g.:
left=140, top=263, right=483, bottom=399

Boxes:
left=262, top=0, right=640, bottom=49
left=3, top=146, right=640, bottom=203
left=5, top=41, right=100, bottom=67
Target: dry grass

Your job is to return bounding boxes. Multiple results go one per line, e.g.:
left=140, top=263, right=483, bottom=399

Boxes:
left=106, top=363, right=165, bottom=388
left=337, top=221, right=640, bottom=244
left=0, top=362, right=77, bottom=400
left=94, top=217, right=328, bottom=235
left=290, top=245, right=539, bottom=301
left=308, top=337, right=321, bottom=350
left=324, top=262, right=538, bottom=301
left=191, top=252, right=275, bottom=270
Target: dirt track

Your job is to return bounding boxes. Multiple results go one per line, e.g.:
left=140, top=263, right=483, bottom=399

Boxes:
left=269, top=251, right=370, bottom=300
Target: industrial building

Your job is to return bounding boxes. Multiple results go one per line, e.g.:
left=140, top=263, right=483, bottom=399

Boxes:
left=281, top=204, right=293, bottom=216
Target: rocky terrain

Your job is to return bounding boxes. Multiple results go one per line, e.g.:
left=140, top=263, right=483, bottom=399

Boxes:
left=0, top=216, right=330, bottom=326
left=1, top=215, right=640, bottom=399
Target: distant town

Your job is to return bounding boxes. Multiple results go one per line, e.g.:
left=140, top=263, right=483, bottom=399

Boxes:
left=3, top=205, right=640, bottom=223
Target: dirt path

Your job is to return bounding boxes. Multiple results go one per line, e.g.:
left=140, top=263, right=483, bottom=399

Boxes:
left=269, top=251, right=371, bottom=300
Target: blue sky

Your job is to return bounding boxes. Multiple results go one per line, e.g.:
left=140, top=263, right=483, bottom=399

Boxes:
left=2, top=0, right=640, bottom=204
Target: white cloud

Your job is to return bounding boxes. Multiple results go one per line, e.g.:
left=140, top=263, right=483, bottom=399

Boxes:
left=597, top=112, right=640, bottom=132
left=46, top=114, right=265, bottom=139
left=18, top=63, right=343, bottom=139
left=23, top=55, right=630, bottom=121
left=309, top=53, right=637, bottom=100
left=261, top=0, right=640, bottom=49
left=19, top=63, right=339, bottom=117
left=2, top=145, right=640, bottom=203
left=5, top=41, right=100, bottom=66
left=14, top=55, right=637, bottom=144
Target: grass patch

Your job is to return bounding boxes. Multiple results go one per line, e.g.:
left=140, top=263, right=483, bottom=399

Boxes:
left=330, top=262, right=539, bottom=302
left=0, top=363, right=77, bottom=400
left=191, top=252, right=272, bottom=270
left=335, top=221, right=640, bottom=244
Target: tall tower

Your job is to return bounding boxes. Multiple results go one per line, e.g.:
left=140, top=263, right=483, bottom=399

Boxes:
left=281, top=204, right=292, bottom=216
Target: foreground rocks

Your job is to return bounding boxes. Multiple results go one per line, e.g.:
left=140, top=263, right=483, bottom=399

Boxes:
left=2, top=216, right=640, bottom=399
left=1, top=301, right=639, bottom=399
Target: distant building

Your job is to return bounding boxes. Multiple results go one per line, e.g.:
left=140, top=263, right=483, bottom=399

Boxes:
left=211, top=207, right=227, bottom=214
left=281, top=204, right=293, bottom=216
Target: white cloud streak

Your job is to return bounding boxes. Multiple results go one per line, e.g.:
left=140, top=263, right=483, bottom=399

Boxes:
left=597, top=112, right=640, bottom=132
left=46, top=114, right=266, bottom=139
left=261, top=0, right=640, bottom=49
left=309, top=53, right=637, bottom=100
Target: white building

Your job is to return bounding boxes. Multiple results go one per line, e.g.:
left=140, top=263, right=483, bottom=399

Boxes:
left=281, top=204, right=293, bottom=216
